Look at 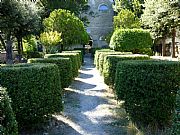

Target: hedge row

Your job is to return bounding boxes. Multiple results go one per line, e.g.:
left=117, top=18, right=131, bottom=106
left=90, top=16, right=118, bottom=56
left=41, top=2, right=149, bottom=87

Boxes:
left=94, top=49, right=114, bottom=66
left=28, top=58, right=73, bottom=88
left=115, top=60, right=180, bottom=128
left=0, top=63, right=63, bottom=127
left=45, top=53, right=79, bottom=77
left=103, top=54, right=150, bottom=86
left=0, top=87, right=18, bottom=135
left=62, top=51, right=82, bottom=67
left=98, top=52, right=132, bottom=75
left=171, top=89, right=180, bottom=135
left=109, top=29, right=153, bottom=54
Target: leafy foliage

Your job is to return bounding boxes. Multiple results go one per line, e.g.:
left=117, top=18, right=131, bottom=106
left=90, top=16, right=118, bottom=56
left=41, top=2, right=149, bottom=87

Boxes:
left=0, top=63, right=62, bottom=127
left=43, top=9, right=89, bottom=49
left=0, top=87, right=18, bottom=135
left=114, top=9, right=141, bottom=29
left=40, top=31, right=62, bottom=53
left=171, top=89, right=180, bottom=135
left=39, top=0, right=88, bottom=15
left=28, top=58, right=73, bottom=88
left=109, top=29, right=153, bottom=53
left=0, top=0, right=43, bottom=63
left=44, top=53, right=80, bottom=77
left=141, top=0, right=179, bottom=39
left=115, top=60, right=180, bottom=129
left=113, top=0, right=144, bottom=17
left=103, top=54, right=149, bottom=86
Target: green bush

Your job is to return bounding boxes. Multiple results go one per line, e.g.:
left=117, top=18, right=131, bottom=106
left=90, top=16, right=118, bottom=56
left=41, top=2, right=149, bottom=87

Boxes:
left=94, top=49, right=114, bottom=68
left=44, top=53, right=79, bottom=77
left=0, top=87, right=18, bottom=135
left=98, top=52, right=132, bottom=75
left=115, top=60, right=180, bottom=128
left=0, top=63, right=62, bottom=127
left=109, top=29, right=153, bottom=54
left=103, top=54, right=149, bottom=86
left=63, top=50, right=83, bottom=67
left=171, top=90, right=180, bottom=135
left=28, top=58, right=73, bottom=88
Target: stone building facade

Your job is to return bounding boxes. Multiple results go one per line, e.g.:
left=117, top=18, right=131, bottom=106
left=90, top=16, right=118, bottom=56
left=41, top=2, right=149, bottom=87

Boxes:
left=86, top=0, right=114, bottom=48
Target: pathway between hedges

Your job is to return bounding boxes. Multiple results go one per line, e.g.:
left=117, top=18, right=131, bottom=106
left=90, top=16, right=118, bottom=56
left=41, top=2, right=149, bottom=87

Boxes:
left=47, top=53, right=134, bottom=135
left=23, top=54, right=134, bottom=135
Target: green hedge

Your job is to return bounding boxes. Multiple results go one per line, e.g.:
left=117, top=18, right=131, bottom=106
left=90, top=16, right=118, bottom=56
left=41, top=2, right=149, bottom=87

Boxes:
left=115, top=60, right=180, bottom=128
left=109, top=29, right=153, bottom=54
left=63, top=50, right=83, bottom=67
left=44, top=53, right=79, bottom=77
left=0, top=87, right=18, bottom=135
left=103, top=54, right=149, bottom=86
left=94, top=49, right=114, bottom=68
left=0, top=63, right=62, bottom=127
left=98, top=52, right=132, bottom=75
left=171, top=90, right=180, bottom=135
left=28, top=58, right=73, bottom=88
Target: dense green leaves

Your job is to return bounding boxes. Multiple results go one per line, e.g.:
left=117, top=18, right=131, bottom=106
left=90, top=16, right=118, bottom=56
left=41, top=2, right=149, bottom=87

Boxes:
left=0, top=87, right=18, bottom=135
left=103, top=54, right=149, bottom=86
left=171, top=89, right=180, bottom=135
left=115, top=60, right=180, bottom=128
left=40, top=31, right=62, bottom=53
left=0, top=63, right=63, bottom=127
left=43, top=9, right=89, bottom=49
left=114, top=9, right=141, bottom=29
left=28, top=57, right=73, bottom=88
left=109, top=29, right=153, bottom=53
left=44, top=53, right=80, bottom=77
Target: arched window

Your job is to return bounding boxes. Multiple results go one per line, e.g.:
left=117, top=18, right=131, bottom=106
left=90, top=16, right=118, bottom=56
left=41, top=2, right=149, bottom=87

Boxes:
left=98, top=4, right=109, bottom=11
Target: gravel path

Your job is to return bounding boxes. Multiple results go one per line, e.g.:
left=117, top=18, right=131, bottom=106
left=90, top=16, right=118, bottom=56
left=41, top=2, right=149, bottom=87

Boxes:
left=21, top=54, right=133, bottom=135
left=50, top=54, right=131, bottom=135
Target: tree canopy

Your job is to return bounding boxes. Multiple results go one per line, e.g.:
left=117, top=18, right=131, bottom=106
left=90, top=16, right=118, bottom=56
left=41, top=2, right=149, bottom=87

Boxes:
left=43, top=9, right=89, bottom=50
left=0, top=0, right=43, bottom=63
left=141, top=0, right=180, bottom=57
left=114, top=9, right=141, bottom=29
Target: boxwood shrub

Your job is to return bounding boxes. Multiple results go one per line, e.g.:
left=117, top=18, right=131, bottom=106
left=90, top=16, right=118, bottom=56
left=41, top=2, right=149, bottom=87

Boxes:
left=0, top=63, right=62, bottom=127
left=28, top=58, right=73, bottom=88
left=94, top=49, right=114, bottom=68
left=0, top=87, right=18, bottom=135
left=115, top=60, right=180, bottom=128
left=171, top=90, right=180, bottom=135
left=45, top=53, right=79, bottom=77
left=62, top=51, right=83, bottom=67
left=98, top=52, right=132, bottom=75
left=109, top=29, right=153, bottom=54
left=103, top=54, right=149, bottom=86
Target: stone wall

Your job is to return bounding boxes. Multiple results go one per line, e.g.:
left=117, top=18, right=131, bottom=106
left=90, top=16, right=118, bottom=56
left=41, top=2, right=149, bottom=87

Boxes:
left=86, top=0, right=114, bottom=48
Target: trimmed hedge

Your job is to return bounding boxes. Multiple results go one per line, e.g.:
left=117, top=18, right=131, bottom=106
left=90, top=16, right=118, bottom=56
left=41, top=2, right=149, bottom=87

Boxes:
left=0, top=63, right=62, bottom=127
left=115, top=60, right=180, bottom=128
left=28, top=58, right=73, bottom=88
left=94, top=49, right=114, bottom=67
left=63, top=50, right=83, bottom=67
left=44, top=53, right=79, bottom=77
left=109, top=29, right=153, bottom=54
left=103, top=54, right=150, bottom=86
left=171, top=90, right=180, bottom=135
left=98, top=52, right=132, bottom=74
left=0, top=87, right=18, bottom=135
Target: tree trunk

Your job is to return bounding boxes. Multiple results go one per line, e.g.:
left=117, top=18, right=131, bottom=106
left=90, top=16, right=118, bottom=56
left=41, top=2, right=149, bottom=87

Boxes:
left=17, top=37, right=22, bottom=61
left=162, top=37, right=166, bottom=56
left=172, top=28, right=176, bottom=58
left=6, top=34, right=13, bottom=64
left=0, top=34, right=6, bottom=50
